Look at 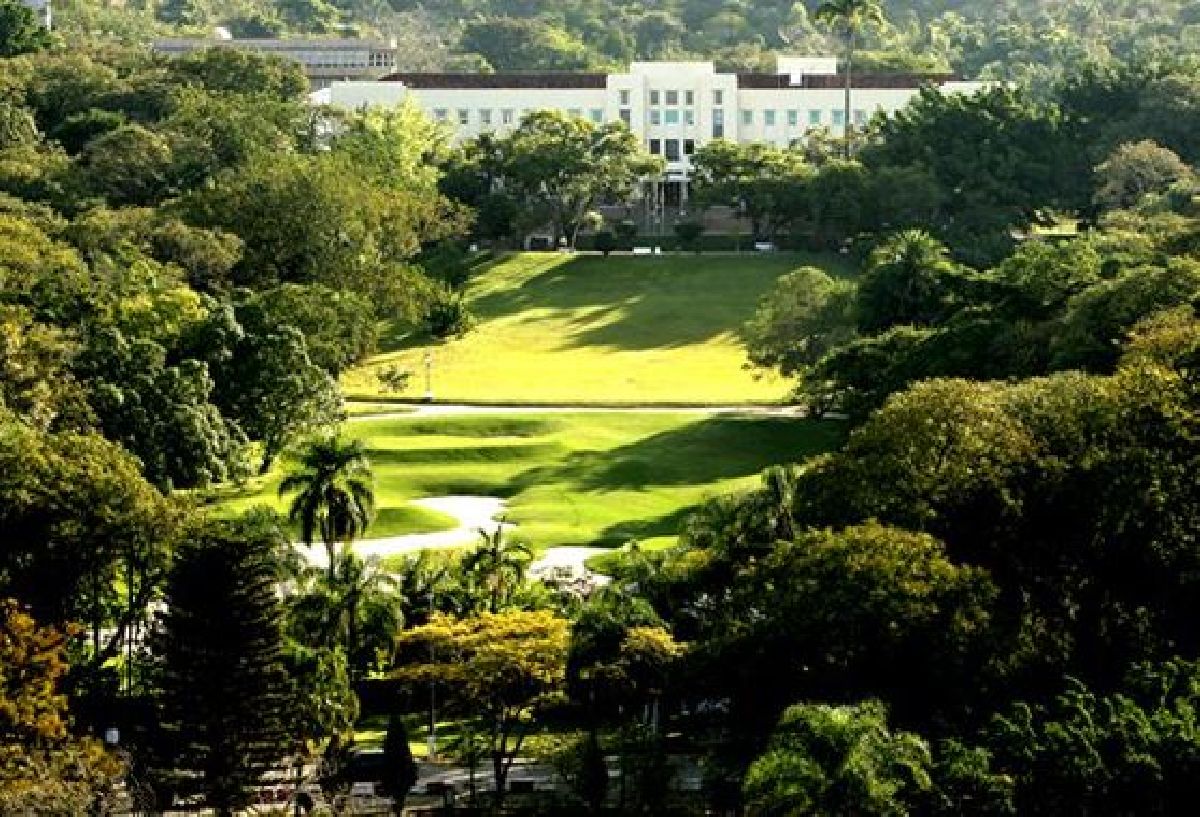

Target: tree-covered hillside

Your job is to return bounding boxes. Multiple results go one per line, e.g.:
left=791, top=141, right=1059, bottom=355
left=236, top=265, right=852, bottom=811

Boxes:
left=55, top=0, right=1200, bottom=85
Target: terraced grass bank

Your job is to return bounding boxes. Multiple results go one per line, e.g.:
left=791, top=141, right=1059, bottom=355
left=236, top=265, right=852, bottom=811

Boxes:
left=215, top=411, right=845, bottom=552
left=343, top=252, right=852, bottom=405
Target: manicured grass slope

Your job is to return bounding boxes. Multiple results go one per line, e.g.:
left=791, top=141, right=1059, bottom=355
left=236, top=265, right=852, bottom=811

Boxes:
left=343, top=252, right=852, bottom=404
left=218, top=412, right=844, bottom=551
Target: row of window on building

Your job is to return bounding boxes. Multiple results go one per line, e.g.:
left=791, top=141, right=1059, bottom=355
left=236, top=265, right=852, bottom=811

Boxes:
left=650, top=107, right=868, bottom=128
left=647, top=138, right=697, bottom=161
left=432, top=107, right=608, bottom=126
left=280, top=51, right=395, bottom=69
left=744, top=108, right=869, bottom=127
left=648, top=108, right=696, bottom=126
left=617, top=89, right=723, bottom=106
left=430, top=106, right=868, bottom=131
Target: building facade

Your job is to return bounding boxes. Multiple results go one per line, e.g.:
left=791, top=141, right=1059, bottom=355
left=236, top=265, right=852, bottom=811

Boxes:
left=153, top=38, right=398, bottom=90
left=21, top=0, right=51, bottom=28
left=320, top=57, right=985, bottom=207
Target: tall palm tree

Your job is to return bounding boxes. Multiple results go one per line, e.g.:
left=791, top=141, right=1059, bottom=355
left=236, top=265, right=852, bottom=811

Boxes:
left=461, top=520, right=532, bottom=613
left=278, top=436, right=375, bottom=579
left=858, top=229, right=959, bottom=332
left=815, top=0, right=885, bottom=158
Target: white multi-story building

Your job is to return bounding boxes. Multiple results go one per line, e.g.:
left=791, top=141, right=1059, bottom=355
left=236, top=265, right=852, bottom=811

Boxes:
left=21, top=0, right=51, bottom=28
left=320, top=57, right=985, bottom=206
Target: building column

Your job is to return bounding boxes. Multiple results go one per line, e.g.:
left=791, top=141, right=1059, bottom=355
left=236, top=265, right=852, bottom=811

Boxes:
left=655, top=180, right=664, bottom=233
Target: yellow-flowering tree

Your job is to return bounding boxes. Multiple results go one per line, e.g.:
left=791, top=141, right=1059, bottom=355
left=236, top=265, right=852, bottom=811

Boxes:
left=0, top=600, right=124, bottom=812
left=393, top=610, right=570, bottom=803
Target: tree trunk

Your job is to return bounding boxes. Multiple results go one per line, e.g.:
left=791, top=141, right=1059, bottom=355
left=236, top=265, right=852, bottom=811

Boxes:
left=618, top=720, right=628, bottom=810
left=552, top=215, right=565, bottom=249
left=469, top=758, right=478, bottom=807
left=346, top=596, right=359, bottom=681
left=491, top=717, right=528, bottom=812
left=325, top=540, right=338, bottom=581
left=492, top=749, right=507, bottom=810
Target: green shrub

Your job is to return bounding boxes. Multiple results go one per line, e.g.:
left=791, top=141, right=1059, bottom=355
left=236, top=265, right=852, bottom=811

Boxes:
left=425, top=287, right=474, bottom=338
left=376, top=365, right=413, bottom=393
left=614, top=220, right=638, bottom=249
left=594, top=230, right=617, bottom=256
left=674, top=220, right=706, bottom=252
left=421, top=240, right=473, bottom=289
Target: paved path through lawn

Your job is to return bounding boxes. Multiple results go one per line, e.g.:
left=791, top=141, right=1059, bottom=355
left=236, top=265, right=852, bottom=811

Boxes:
left=350, top=402, right=809, bottom=420
left=299, top=495, right=616, bottom=576
left=353, top=496, right=511, bottom=559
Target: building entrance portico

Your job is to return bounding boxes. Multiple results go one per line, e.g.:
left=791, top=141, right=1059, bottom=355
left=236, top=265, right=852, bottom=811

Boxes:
left=662, top=180, right=686, bottom=208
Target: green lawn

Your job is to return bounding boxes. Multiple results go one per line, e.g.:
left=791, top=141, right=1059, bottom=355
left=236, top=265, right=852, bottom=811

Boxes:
left=342, top=251, right=852, bottom=405
left=216, top=411, right=845, bottom=552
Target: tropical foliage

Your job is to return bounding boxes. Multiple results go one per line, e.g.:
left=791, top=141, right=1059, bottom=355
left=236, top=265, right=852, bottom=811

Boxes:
left=279, top=435, right=376, bottom=573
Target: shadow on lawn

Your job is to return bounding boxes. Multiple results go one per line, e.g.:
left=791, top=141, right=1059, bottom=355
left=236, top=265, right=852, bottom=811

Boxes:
left=355, top=416, right=563, bottom=439
left=364, top=442, right=563, bottom=466
left=501, top=416, right=845, bottom=495
left=467, top=254, right=816, bottom=352
left=597, top=505, right=698, bottom=545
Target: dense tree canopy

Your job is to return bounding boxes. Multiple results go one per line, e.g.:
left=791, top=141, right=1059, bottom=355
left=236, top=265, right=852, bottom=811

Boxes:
left=52, top=0, right=1200, bottom=92
left=0, top=0, right=52, bottom=59
left=0, top=45, right=472, bottom=489
left=452, top=110, right=661, bottom=248
left=641, top=303, right=1200, bottom=810
left=0, top=415, right=180, bottom=644
left=7, top=6, right=1200, bottom=814
left=749, top=192, right=1200, bottom=416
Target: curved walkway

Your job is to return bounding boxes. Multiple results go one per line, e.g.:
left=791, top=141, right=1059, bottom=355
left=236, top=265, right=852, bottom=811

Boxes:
left=354, top=496, right=511, bottom=560
left=350, top=402, right=811, bottom=420
left=299, top=495, right=615, bottom=578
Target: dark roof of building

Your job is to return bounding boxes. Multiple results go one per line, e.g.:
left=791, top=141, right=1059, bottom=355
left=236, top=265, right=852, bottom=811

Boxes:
left=379, top=73, right=608, bottom=89
left=153, top=38, right=396, bottom=51
left=737, top=72, right=959, bottom=89
left=377, top=71, right=959, bottom=90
